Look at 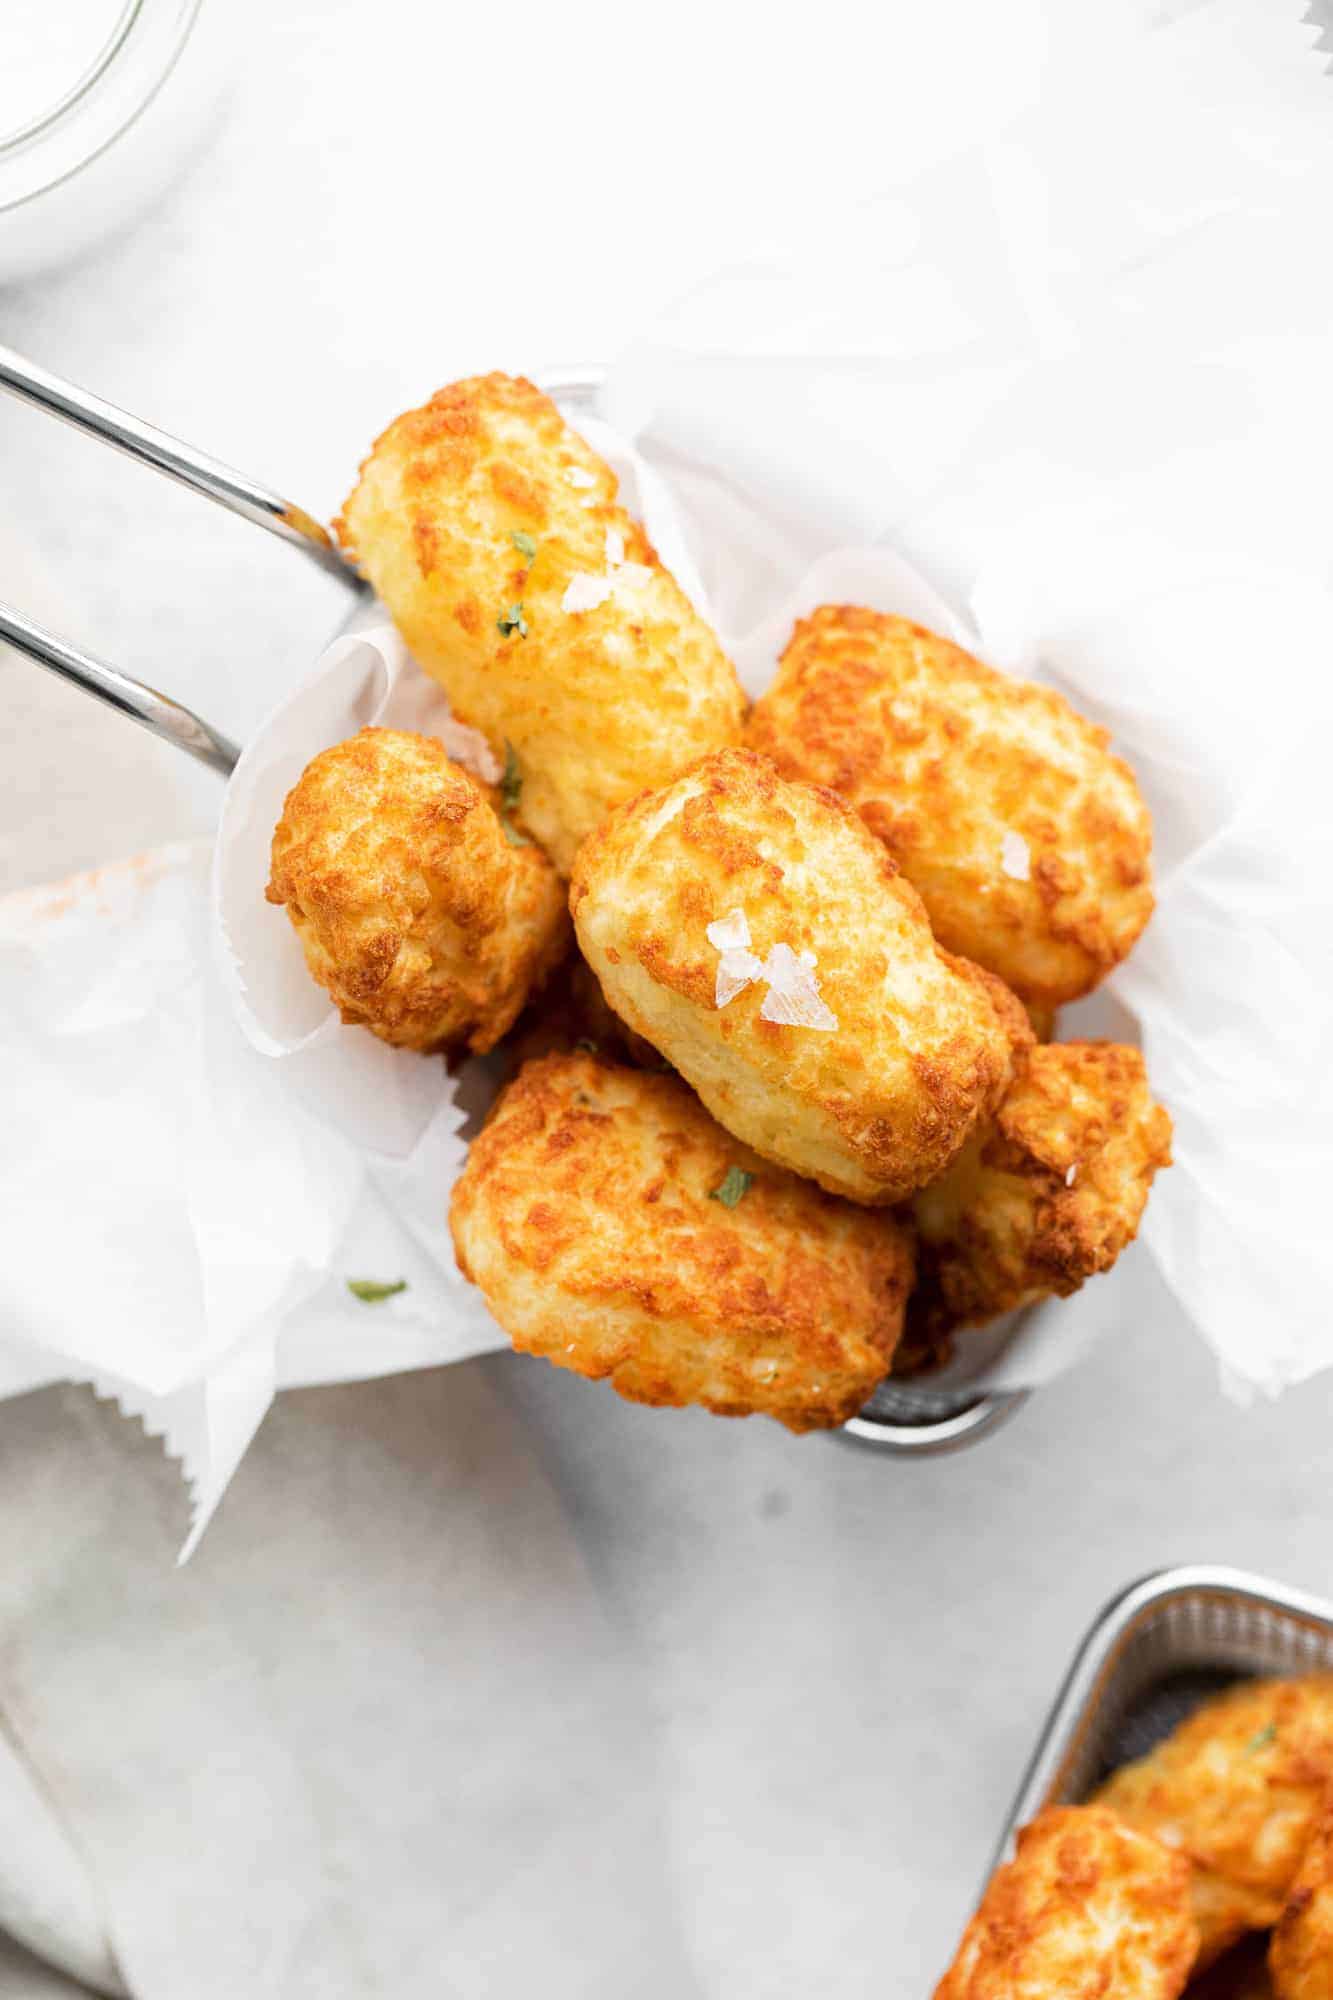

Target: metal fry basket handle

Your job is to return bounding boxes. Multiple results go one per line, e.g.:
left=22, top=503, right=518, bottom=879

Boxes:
left=0, top=340, right=362, bottom=774
left=0, top=597, right=241, bottom=776
left=0, top=342, right=353, bottom=577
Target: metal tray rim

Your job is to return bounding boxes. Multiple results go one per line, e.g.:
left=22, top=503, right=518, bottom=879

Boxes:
left=992, top=1562, right=1333, bottom=1876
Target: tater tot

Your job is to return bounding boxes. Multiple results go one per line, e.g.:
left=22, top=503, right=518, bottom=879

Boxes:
left=1096, top=1677, right=1333, bottom=1969
left=570, top=748, right=1025, bottom=1205
left=934, top=1805, right=1198, bottom=2000
left=1270, top=1784, right=1333, bottom=2000
left=449, top=1049, right=915, bottom=1431
left=745, top=608, right=1154, bottom=1007
left=267, top=726, right=568, bottom=1053
left=335, top=373, right=746, bottom=873
left=910, top=1041, right=1172, bottom=1337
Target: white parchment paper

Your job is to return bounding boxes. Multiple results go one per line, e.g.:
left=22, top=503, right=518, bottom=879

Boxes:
left=0, top=418, right=710, bottom=1551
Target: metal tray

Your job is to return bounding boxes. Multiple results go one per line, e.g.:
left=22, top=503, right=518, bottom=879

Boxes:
left=993, top=1563, right=1333, bottom=1878
left=0, top=346, right=1028, bottom=1459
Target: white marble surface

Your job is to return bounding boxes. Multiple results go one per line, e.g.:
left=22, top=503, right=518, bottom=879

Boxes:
left=1, top=3, right=1331, bottom=1995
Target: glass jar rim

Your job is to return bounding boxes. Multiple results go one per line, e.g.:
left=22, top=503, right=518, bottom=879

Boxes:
left=0, top=2, right=141, bottom=156
left=0, top=0, right=202, bottom=215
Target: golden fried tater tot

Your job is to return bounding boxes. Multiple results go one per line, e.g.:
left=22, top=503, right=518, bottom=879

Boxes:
left=745, top=608, right=1154, bottom=1007
left=570, top=748, right=1025, bottom=1205
left=267, top=726, right=567, bottom=1053
left=1097, top=1678, right=1333, bottom=1969
left=911, top=1041, right=1172, bottom=1335
left=336, top=373, right=745, bottom=873
left=1270, top=1784, right=1333, bottom=2000
left=934, top=1805, right=1198, bottom=2000
left=449, top=1049, right=915, bottom=1430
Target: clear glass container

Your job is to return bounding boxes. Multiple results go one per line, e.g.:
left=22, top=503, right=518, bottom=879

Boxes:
left=0, top=0, right=234, bottom=283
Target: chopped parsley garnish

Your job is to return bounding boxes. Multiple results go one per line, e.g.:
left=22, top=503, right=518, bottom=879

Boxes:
left=710, top=1166, right=754, bottom=1208
left=347, top=1278, right=408, bottom=1304
left=511, top=531, right=538, bottom=562
left=1245, top=1722, right=1278, bottom=1755
left=499, top=741, right=530, bottom=846
left=501, top=742, right=522, bottom=813
left=497, top=602, right=528, bottom=638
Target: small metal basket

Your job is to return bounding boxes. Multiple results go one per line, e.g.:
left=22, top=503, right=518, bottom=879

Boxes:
left=992, top=1563, right=1333, bottom=1879
left=0, top=345, right=1027, bottom=1457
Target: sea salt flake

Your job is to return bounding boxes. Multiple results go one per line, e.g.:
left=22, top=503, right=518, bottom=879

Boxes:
left=757, top=943, right=838, bottom=1032
left=715, top=948, right=763, bottom=1009
left=562, top=572, right=613, bottom=614
left=437, top=716, right=503, bottom=785
left=1065, top=1163, right=1078, bottom=1187
left=605, top=526, right=626, bottom=568
left=566, top=467, right=597, bottom=489
left=1000, top=830, right=1031, bottom=882
left=706, top=908, right=752, bottom=952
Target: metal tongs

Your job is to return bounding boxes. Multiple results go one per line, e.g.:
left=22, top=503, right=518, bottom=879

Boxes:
left=0, top=340, right=365, bottom=776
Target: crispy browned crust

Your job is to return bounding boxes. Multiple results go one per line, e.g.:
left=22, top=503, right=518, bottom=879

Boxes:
left=910, top=1040, right=1172, bottom=1336
left=448, top=1048, right=915, bottom=1431
left=934, top=1805, right=1198, bottom=2000
left=267, top=726, right=568, bottom=1053
left=336, top=372, right=745, bottom=873
left=1269, top=1783, right=1333, bottom=2000
left=745, top=608, right=1154, bottom=1007
left=569, top=747, right=1027, bottom=1205
left=1096, top=1678, right=1333, bottom=1970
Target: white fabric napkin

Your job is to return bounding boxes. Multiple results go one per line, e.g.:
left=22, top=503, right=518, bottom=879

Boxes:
left=0, top=1369, right=699, bottom=2000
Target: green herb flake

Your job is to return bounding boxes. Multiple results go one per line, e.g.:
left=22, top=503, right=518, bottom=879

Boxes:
left=511, top=531, right=538, bottom=562
left=501, top=742, right=522, bottom=813
left=1245, top=1722, right=1278, bottom=1756
left=709, top=1166, right=754, bottom=1209
left=347, top=1277, right=408, bottom=1304
left=497, top=602, right=528, bottom=639
left=498, top=741, right=530, bottom=847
